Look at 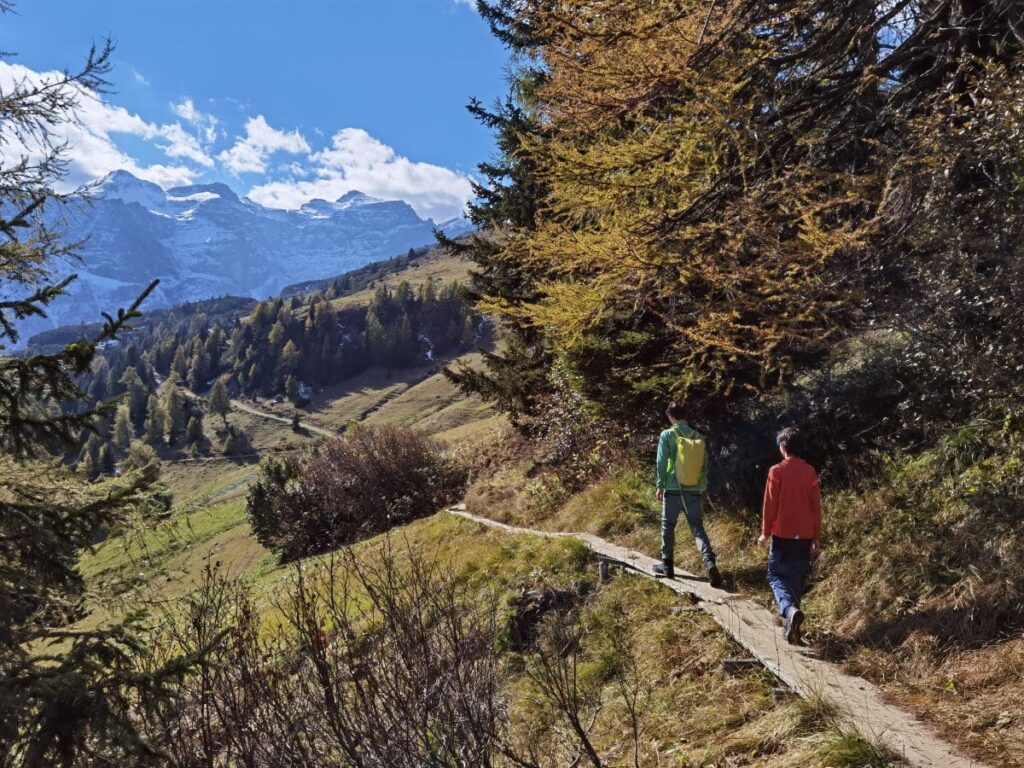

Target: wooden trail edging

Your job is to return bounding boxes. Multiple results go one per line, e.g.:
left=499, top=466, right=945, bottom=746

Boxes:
left=447, top=505, right=989, bottom=768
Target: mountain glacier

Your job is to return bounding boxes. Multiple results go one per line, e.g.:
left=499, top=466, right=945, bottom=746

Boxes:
left=14, top=170, right=470, bottom=344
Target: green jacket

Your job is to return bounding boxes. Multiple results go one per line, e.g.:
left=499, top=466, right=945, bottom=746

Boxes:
left=656, top=421, right=709, bottom=493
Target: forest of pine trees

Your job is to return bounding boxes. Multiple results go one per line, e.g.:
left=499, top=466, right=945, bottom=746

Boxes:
left=63, top=276, right=477, bottom=474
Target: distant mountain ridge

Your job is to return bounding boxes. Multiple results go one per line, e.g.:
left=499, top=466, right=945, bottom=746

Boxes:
left=12, top=170, right=472, bottom=344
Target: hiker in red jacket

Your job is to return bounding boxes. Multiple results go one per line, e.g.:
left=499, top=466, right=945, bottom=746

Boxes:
left=758, top=427, right=821, bottom=645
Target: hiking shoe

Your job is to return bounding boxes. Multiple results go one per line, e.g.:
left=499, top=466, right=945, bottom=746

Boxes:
left=653, top=562, right=674, bottom=579
left=783, top=607, right=804, bottom=645
left=707, top=565, right=723, bottom=589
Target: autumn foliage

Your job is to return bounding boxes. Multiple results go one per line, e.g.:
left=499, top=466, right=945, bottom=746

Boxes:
left=461, top=0, right=1024, bottom=427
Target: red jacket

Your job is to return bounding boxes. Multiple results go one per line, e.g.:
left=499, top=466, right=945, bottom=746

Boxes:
left=761, top=456, right=822, bottom=541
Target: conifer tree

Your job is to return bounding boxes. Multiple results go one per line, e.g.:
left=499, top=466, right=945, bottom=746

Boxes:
left=112, top=405, right=133, bottom=452
left=185, top=414, right=204, bottom=447
left=281, top=339, right=300, bottom=372
left=207, top=377, right=231, bottom=427
left=119, top=367, right=149, bottom=430
left=186, top=344, right=210, bottom=391
left=285, top=374, right=300, bottom=404
left=122, top=441, right=158, bottom=473
left=79, top=433, right=102, bottom=479
left=144, top=394, right=166, bottom=446
left=98, top=442, right=116, bottom=476
left=460, top=315, right=476, bottom=348
left=164, top=386, right=187, bottom=445
left=171, top=345, right=189, bottom=380
left=466, top=0, right=1024, bottom=422
left=204, top=324, right=225, bottom=375
left=0, top=13, right=189, bottom=763
left=79, top=450, right=98, bottom=482
left=439, top=24, right=553, bottom=424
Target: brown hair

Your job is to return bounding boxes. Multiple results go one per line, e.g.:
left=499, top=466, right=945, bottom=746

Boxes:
left=776, top=427, right=806, bottom=457
left=665, top=402, right=687, bottom=421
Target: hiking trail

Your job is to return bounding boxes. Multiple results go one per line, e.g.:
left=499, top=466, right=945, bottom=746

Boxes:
left=230, top=399, right=337, bottom=439
left=447, top=504, right=989, bottom=768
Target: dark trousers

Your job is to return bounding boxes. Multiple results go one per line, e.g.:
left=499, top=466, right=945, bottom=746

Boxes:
left=661, top=491, right=716, bottom=569
left=767, top=536, right=812, bottom=617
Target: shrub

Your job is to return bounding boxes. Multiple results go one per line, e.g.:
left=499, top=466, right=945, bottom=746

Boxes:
left=246, top=425, right=467, bottom=561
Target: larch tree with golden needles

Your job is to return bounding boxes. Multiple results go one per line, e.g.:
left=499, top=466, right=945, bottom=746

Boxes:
left=469, top=0, right=1024, bottom=427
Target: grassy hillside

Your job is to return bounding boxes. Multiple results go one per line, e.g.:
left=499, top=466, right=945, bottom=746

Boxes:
left=72, top=246, right=1003, bottom=766
left=463, top=426, right=1024, bottom=766
left=78, top=346, right=496, bottom=621
left=326, top=249, right=470, bottom=311
left=122, top=508, right=893, bottom=766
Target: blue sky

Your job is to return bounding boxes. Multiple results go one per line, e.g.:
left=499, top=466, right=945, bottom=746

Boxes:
left=1, top=0, right=507, bottom=221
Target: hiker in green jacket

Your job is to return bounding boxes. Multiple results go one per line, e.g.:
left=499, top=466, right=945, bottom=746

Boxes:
left=654, top=402, right=723, bottom=587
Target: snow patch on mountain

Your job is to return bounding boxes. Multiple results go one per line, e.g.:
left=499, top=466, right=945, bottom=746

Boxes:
left=18, top=170, right=450, bottom=345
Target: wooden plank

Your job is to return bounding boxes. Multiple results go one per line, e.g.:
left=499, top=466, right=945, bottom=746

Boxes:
left=447, top=505, right=990, bottom=768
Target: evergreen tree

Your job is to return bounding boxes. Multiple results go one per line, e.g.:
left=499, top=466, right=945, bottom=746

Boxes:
left=89, top=357, right=110, bottom=402
left=119, top=367, right=150, bottom=430
left=164, top=386, right=187, bottom=445
left=285, top=374, right=300, bottom=404
left=186, top=344, right=210, bottom=391
left=204, top=324, right=225, bottom=375
left=439, top=60, right=553, bottom=424
left=79, top=450, right=99, bottom=482
left=185, top=414, right=204, bottom=447
left=98, top=443, right=116, bottom=476
left=207, top=378, right=231, bottom=426
left=460, top=315, right=476, bottom=348
left=281, top=339, right=300, bottom=375
left=112, top=405, right=133, bottom=452
left=223, top=426, right=252, bottom=456
left=170, top=344, right=189, bottom=380
left=144, top=394, right=166, bottom=446
left=0, top=15, right=185, bottom=763
left=79, top=433, right=102, bottom=478
left=122, top=441, right=158, bottom=472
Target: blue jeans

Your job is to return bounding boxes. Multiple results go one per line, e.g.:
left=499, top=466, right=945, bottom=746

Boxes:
left=767, top=537, right=812, bottom=617
left=661, top=491, right=716, bottom=569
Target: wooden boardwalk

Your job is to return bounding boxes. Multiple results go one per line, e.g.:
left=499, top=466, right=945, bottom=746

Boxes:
left=448, top=505, right=990, bottom=768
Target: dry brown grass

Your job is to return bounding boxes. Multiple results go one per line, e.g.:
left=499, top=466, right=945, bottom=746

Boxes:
left=461, top=424, right=1024, bottom=766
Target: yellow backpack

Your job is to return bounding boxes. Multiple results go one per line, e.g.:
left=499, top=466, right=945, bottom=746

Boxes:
left=673, top=426, right=706, bottom=487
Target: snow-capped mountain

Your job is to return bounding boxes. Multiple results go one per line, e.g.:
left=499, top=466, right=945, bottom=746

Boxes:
left=17, top=170, right=465, bottom=344
left=436, top=214, right=476, bottom=239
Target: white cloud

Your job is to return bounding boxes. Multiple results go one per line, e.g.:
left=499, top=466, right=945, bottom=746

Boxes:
left=159, top=123, right=215, bottom=167
left=131, top=67, right=150, bottom=86
left=172, top=98, right=199, bottom=122
left=172, top=97, right=219, bottom=143
left=247, top=128, right=473, bottom=222
left=0, top=61, right=206, bottom=188
left=0, top=65, right=473, bottom=221
left=217, top=115, right=310, bottom=174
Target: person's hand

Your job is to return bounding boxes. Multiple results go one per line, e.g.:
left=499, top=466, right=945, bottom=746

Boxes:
left=811, top=538, right=821, bottom=556
left=656, top=488, right=665, bottom=503
left=757, top=534, right=768, bottom=548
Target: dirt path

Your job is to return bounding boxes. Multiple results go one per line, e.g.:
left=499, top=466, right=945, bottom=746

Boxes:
left=230, top=399, right=337, bottom=439
left=448, top=505, right=991, bottom=768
